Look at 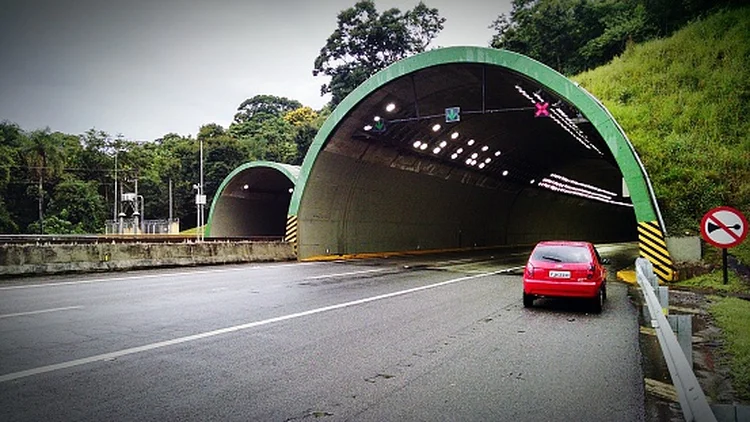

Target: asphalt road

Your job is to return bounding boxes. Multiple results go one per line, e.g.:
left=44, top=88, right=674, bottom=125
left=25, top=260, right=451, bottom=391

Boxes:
left=0, top=244, right=644, bottom=421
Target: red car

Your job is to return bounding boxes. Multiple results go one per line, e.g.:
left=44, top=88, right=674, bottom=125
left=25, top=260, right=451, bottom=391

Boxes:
left=522, top=241, right=609, bottom=313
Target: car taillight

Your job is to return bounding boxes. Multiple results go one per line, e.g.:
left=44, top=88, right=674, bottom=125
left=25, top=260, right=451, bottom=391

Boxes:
left=587, top=264, right=595, bottom=279
left=527, top=263, right=535, bottom=277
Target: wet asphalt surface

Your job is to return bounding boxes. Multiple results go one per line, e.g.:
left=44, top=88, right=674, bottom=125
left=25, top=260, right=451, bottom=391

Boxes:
left=0, top=243, right=645, bottom=421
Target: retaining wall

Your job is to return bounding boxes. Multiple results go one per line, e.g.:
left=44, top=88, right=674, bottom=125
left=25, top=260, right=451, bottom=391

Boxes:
left=0, top=242, right=295, bottom=277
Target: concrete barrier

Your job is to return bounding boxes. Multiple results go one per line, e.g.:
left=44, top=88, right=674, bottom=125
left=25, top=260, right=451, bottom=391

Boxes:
left=0, top=241, right=296, bottom=277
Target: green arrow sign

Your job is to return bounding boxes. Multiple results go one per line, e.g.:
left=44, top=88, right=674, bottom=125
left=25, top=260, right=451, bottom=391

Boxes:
left=373, top=120, right=386, bottom=133
left=445, top=107, right=460, bottom=123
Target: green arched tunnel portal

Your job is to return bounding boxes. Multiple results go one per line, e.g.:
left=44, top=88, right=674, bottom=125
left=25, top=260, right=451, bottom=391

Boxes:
left=207, top=162, right=299, bottom=239
left=289, top=47, right=674, bottom=281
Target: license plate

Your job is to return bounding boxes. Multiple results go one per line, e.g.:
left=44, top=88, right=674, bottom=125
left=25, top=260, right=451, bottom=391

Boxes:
left=549, top=271, right=570, bottom=279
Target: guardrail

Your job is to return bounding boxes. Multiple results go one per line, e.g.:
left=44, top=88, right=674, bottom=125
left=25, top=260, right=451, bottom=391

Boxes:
left=636, top=257, right=717, bottom=422
left=0, top=234, right=285, bottom=245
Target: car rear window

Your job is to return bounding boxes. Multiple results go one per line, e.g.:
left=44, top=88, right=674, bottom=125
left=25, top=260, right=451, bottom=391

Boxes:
left=531, top=245, right=592, bottom=263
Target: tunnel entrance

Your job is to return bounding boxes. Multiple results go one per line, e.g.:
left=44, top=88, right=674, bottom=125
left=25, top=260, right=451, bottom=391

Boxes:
left=207, top=162, right=298, bottom=239
left=289, top=47, right=672, bottom=280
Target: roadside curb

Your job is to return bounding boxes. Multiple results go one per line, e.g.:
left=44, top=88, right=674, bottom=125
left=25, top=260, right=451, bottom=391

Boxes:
left=617, top=270, right=637, bottom=285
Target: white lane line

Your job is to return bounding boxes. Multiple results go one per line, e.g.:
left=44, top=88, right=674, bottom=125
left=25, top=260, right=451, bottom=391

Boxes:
left=0, top=262, right=320, bottom=291
left=0, top=306, right=83, bottom=320
left=304, top=268, right=387, bottom=280
left=0, top=270, right=503, bottom=383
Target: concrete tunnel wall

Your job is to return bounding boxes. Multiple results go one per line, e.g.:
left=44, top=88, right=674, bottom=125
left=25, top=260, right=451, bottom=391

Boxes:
left=290, top=47, right=661, bottom=259
left=207, top=162, right=299, bottom=238
left=297, top=147, right=635, bottom=256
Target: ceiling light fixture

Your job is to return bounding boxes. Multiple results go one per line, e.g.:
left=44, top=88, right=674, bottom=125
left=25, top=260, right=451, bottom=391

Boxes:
left=451, top=132, right=459, bottom=139
left=385, top=103, right=396, bottom=112
left=413, top=141, right=422, bottom=148
left=432, top=124, right=441, bottom=132
left=467, top=139, right=475, bottom=146
left=481, top=145, right=489, bottom=152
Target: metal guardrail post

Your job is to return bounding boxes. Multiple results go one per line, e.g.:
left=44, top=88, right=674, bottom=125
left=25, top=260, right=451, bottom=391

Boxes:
left=636, top=257, right=716, bottom=422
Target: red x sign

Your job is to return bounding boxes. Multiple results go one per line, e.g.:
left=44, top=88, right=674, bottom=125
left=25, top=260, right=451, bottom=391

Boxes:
left=535, top=102, right=549, bottom=117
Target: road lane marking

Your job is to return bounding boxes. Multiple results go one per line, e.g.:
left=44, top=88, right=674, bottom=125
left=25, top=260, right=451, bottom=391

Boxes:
left=0, top=262, right=321, bottom=291
left=0, top=306, right=83, bottom=319
left=304, top=268, right=388, bottom=280
left=0, top=270, right=505, bottom=383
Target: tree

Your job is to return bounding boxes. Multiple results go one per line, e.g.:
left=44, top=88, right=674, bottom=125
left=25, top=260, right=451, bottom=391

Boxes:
left=313, top=0, right=445, bottom=107
left=233, top=95, right=302, bottom=125
left=47, top=179, right=107, bottom=233
left=489, top=0, right=741, bottom=75
left=284, top=107, right=322, bottom=164
left=490, top=0, right=606, bottom=75
left=22, top=128, right=66, bottom=233
left=0, top=121, right=24, bottom=232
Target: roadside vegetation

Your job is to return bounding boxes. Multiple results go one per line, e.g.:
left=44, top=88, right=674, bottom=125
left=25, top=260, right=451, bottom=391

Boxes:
left=708, top=297, right=750, bottom=400
left=574, top=6, right=750, bottom=234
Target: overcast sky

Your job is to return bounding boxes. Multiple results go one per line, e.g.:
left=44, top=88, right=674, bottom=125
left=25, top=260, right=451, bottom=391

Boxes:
left=0, top=0, right=511, bottom=141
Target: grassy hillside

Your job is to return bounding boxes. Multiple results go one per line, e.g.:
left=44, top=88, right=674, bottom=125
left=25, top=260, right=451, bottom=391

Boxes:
left=574, top=6, right=750, bottom=235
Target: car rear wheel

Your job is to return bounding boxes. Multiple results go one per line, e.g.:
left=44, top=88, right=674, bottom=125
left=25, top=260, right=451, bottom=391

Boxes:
left=523, top=293, right=534, bottom=308
left=591, top=288, right=603, bottom=314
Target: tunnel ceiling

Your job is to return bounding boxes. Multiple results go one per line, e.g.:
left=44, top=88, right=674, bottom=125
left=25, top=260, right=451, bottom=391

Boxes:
left=324, top=62, right=630, bottom=206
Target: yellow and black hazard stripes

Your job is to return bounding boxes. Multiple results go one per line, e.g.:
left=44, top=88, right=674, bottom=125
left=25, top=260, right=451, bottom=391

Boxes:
left=285, top=215, right=298, bottom=248
left=638, top=221, right=675, bottom=282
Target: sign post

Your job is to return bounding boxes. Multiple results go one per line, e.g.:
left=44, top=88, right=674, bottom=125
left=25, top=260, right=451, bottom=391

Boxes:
left=700, top=206, right=748, bottom=284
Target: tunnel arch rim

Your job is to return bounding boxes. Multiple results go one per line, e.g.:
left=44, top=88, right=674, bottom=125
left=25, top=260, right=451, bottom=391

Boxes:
left=290, top=46, right=664, bottom=229
left=206, top=161, right=299, bottom=236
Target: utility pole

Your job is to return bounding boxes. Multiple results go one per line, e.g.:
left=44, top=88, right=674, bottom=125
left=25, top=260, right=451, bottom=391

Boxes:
left=113, top=152, right=118, bottom=221
left=169, top=178, right=173, bottom=221
left=199, top=138, right=204, bottom=241
left=38, top=173, right=43, bottom=234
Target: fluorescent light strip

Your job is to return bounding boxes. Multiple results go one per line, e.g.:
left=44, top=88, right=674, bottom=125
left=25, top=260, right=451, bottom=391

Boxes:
left=541, top=178, right=613, bottom=202
left=519, top=86, right=603, bottom=155
left=550, top=108, right=603, bottom=155
left=538, top=181, right=633, bottom=207
left=548, top=113, right=592, bottom=150
left=549, top=173, right=618, bottom=197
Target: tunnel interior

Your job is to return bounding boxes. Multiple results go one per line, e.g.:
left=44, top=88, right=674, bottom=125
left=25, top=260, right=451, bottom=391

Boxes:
left=209, top=165, right=297, bottom=238
left=297, top=61, right=638, bottom=258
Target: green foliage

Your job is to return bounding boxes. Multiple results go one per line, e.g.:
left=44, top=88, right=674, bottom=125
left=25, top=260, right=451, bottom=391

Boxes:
left=574, top=6, right=750, bottom=233
left=313, top=0, right=444, bottom=107
left=709, top=296, right=750, bottom=400
left=27, top=215, right=83, bottom=235
left=233, top=95, right=302, bottom=125
left=47, top=179, right=107, bottom=233
left=490, top=0, right=742, bottom=75
left=674, top=270, right=748, bottom=294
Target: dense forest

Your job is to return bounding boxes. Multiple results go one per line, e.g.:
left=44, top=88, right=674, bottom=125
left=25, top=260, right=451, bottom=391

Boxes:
left=0, top=0, right=745, bottom=235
